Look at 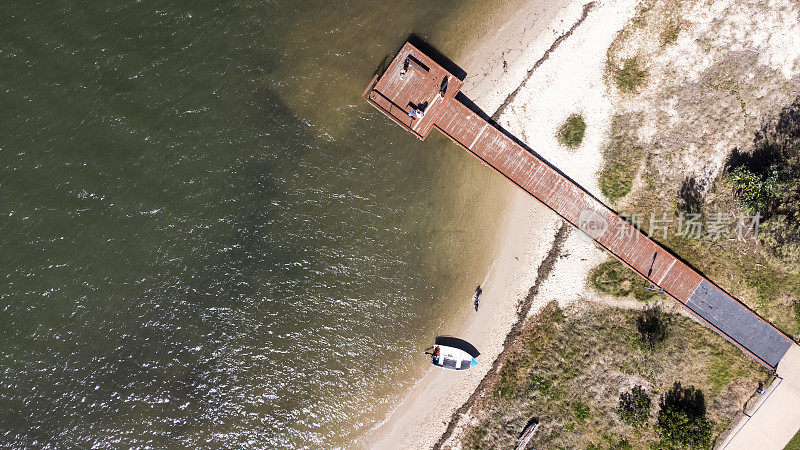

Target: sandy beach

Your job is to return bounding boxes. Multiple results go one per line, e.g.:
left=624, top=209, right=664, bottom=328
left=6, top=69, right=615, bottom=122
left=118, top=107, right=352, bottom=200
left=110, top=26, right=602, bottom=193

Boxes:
left=360, top=0, right=643, bottom=448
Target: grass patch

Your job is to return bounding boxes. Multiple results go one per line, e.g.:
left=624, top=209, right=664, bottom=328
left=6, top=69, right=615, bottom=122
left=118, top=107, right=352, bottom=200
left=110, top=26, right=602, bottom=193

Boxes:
left=461, top=304, right=768, bottom=449
left=589, top=259, right=658, bottom=302
left=598, top=114, right=644, bottom=204
left=786, top=428, right=800, bottom=450
left=614, top=57, right=648, bottom=93
left=707, top=351, right=744, bottom=396
left=599, top=160, right=635, bottom=203
left=557, top=113, right=587, bottom=149
left=573, top=399, right=591, bottom=423
left=618, top=385, right=651, bottom=428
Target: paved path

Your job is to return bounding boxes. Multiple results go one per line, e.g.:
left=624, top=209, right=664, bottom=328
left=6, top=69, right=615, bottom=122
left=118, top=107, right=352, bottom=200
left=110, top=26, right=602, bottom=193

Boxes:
left=720, top=344, right=800, bottom=449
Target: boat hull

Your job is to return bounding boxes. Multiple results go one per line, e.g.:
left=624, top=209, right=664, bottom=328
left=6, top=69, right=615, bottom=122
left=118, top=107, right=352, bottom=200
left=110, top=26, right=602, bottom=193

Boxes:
left=432, top=345, right=478, bottom=370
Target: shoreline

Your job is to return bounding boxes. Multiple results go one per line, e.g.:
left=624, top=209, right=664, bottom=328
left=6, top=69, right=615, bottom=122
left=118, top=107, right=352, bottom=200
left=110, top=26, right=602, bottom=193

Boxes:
left=362, top=0, right=649, bottom=446
left=361, top=1, right=608, bottom=447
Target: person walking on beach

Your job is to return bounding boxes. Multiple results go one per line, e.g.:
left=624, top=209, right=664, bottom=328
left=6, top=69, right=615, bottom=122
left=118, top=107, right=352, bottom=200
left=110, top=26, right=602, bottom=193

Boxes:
left=473, top=285, right=482, bottom=312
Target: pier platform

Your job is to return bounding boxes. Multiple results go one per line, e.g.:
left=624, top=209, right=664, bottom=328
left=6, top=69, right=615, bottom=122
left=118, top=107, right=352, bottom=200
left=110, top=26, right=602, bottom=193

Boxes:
left=363, top=41, right=795, bottom=370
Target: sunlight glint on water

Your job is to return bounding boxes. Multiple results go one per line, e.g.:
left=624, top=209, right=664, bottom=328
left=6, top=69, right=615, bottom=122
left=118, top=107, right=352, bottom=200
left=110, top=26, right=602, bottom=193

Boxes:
left=0, top=1, right=510, bottom=447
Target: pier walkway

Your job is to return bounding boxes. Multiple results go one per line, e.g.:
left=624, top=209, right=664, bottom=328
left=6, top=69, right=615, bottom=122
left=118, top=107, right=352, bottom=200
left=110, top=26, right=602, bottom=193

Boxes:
left=363, top=42, right=796, bottom=371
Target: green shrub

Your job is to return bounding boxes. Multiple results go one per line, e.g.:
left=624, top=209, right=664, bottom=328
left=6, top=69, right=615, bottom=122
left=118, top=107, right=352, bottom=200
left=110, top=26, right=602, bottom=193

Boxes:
left=614, top=58, right=648, bottom=92
left=728, top=164, right=781, bottom=213
left=657, top=382, right=713, bottom=449
left=618, top=385, right=651, bottom=428
left=558, top=114, right=587, bottom=149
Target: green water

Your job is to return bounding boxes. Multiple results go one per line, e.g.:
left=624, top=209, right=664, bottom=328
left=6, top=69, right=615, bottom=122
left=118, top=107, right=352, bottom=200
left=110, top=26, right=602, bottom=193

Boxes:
left=0, top=1, right=509, bottom=447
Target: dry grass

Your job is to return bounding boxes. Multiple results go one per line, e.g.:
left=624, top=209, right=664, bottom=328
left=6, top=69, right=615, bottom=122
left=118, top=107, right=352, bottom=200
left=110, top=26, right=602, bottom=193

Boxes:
left=660, top=20, right=681, bottom=47
left=461, top=302, right=769, bottom=449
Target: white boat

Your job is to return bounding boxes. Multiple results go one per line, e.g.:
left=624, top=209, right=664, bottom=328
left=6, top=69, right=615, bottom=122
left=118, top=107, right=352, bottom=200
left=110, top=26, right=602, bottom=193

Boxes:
left=431, top=344, right=478, bottom=370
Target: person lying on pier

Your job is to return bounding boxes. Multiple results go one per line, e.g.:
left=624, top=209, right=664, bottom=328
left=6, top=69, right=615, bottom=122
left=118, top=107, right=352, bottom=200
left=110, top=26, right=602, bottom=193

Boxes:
left=407, top=101, right=429, bottom=119
left=399, top=57, right=410, bottom=79
left=437, top=76, right=449, bottom=99
left=407, top=108, right=424, bottom=119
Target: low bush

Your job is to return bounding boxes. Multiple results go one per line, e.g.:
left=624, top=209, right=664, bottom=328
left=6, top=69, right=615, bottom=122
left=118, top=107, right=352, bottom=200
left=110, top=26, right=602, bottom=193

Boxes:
left=728, top=164, right=781, bottom=214
left=657, top=382, right=713, bottom=449
left=558, top=114, right=587, bottom=149
left=618, top=385, right=651, bottom=428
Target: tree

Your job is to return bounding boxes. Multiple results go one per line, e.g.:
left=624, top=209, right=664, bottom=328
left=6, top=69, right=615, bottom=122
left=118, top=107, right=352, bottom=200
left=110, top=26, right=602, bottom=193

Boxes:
left=657, top=382, right=713, bottom=449
left=728, top=164, right=781, bottom=213
left=636, top=305, right=668, bottom=350
left=725, top=98, right=800, bottom=273
left=618, top=385, right=651, bottom=428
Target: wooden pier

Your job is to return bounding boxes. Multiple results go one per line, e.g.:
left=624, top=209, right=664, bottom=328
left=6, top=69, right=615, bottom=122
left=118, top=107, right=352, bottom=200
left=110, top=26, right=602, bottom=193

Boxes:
left=363, top=42, right=795, bottom=370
